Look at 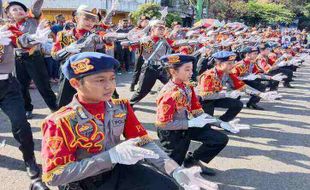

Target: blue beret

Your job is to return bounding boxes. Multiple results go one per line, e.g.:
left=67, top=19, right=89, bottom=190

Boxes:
left=4, top=1, right=28, bottom=12
left=160, top=54, right=195, bottom=67
left=62, top=52, right=120, bottom=80
left=212, top=51, right=236, bottom=62
left=282, top=44, right=291, bottom=49
left=238, top=46, right=259, bottom=53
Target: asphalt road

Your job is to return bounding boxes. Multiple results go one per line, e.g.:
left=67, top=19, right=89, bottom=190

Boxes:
left=0, top=54, right=310, bottom=190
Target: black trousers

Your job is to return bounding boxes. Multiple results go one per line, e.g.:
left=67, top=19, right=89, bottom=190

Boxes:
left=119, top=48, right=131, bottom=72
left=15, top=52, right=57, bottom=112
left=130, top=64, right=169, bottom=105
left=200, top=98, right=243, bottom=122
left=57, top=72, right=77, bottom=108
left=157, top=126, right=228, bottom=166
left=60, top=164, right=181, bottom=190
left=268, top=68, right=293, bottom=90
left=244, top=79, right=267, bottom=105
left=282, top=65, right=298, bottom=72
left=0, top=76, right=35, bottom=162
left=131, top=55, right=144, bottom=87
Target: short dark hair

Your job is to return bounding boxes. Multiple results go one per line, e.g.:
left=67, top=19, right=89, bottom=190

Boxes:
left=77, top=77, right=85, bottom=85
left=165, top=63, right=188, bottom=78
left=55, top=14, right=65, bottom=20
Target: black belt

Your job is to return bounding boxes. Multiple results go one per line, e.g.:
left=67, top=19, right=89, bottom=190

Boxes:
left=15, top=51, right=41, bottom=58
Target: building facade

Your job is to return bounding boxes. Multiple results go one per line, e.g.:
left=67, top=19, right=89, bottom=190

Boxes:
left=21, top=0, right=161, bottom=22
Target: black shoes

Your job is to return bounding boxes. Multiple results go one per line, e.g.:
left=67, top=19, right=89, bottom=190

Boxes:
left=25, top=158, right=50, bottom=190
left=26, top=111, right=33, bottom=119
left=30, top=178, right=50, bottom=190
left=25, top=158, right=40, bottom=179
left=284, top=83, right=294, bottom=88
left=246, top=103, right=265, bottom=110
left=29, top=178, right=49, bottom=190
left=183, top=152, right=216, bottom=176
left=129, top=85, right=135, bottom=92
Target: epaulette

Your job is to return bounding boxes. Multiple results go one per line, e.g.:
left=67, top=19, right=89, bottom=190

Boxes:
left=111, top=98, right=129, bottom=105
left=187, top=81, right=197, bottom=87
left=44, top=106, right=75, bottom=122
left=171, top=90, right=183, bottom=101
left=136, top=135, right=154, bottom=147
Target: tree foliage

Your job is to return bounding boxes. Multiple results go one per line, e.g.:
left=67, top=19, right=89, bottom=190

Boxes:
left=135, top=1, right=309, bottom=29
left=129, top=3, right=161, bottom=24
left=130, top=3, right=182, bottom=27
left=241, top=1, right=295, bottom=25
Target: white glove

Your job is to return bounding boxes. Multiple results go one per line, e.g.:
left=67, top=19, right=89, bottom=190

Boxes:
left=277, top=61, right=287, bottom=67
left=225, top=90, right=244, bottom=99
left=271, top=73, right=287, bottom=81
left=65, top=43, right=83, bottom=53
left=188, top=114, right=218, bottom=128
left=291, top=59, right=302, bottom=66
left=173, top=166, right=219, bottom=190
left=229, top=118, right=251, bottom=130
left=104, top=32, right=128, bottom=40
left=160, top=7, right=169, bottom=19
left=128, top=30, right=147, bottom=41
left=29, top=20, right=51, bottom=44
left=0, top=26, right=13, bottom=45
left=240, top=73, right=258, bottom=81
left=259, top=91, right=282, bottom=101
left=109, top=138, right=159, bottom=165
left=0, top=139, right=6, bottom=148
left=219, top=121, right=240, bottom=134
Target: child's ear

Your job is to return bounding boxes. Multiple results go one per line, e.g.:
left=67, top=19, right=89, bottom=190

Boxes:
left=169, top=68, right=176, bottom=76
left=69, top=78, right=80, bottom=89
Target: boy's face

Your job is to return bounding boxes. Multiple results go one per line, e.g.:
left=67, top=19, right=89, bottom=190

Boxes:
left=70, top=71, right=116, bottom=103
left=216, top=61, right=233, bottom=74
left=76, top=13, right=98, bottom=31
left=8, top=5, right=27, bottom=21
left=171, top=62, right=193, bottom=83
left=151, top=25, right=165, bottom=38
left=248, top=51, right=258, bottom=60
left=140, top=19, right=149, bottom=28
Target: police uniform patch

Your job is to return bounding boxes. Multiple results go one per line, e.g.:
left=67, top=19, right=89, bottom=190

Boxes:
left=167, top=55, right=180, bottom=64
left=113, top=112, right=126, bottom=118
left=47, top=137, right=64, bottom=156
left=112, top=111, right=126, bottom=127
left=161, top=104, right=171, bottom=114
left=70, top=58, right=94, bottom=74
left=76, top=122, right=96, bottom=140
left=74, top=120, right=105, bottom=152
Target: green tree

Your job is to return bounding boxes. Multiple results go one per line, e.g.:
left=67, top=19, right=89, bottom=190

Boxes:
left=242, top=1, right=295, bottom=25
left=129, top=3, right=161, bottom=24
left=298, top=3, right=310, bottom=30
left=129, top=3, right=182, bottom=27
left=196, top=0, right=247, bottom=22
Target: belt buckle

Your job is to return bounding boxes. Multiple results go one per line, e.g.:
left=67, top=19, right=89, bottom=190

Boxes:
left=0, top=74, right=9, bottom=80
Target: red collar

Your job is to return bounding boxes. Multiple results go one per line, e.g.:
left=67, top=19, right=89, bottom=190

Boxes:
left=215, top=68, right=224, bottom=79
left=74, top=28, right=90, bottom=39
left=243, top=58, right=251, bottom=65
left=77, top=97, right=105, bottom=119
left=172, top=80, right=186, bottom=89
left=152, top=36, right=161, bottom=43
left=16, top=17, right=27, bottom=28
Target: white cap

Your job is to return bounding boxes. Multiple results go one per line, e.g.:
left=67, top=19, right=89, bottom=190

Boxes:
left=76, top=4, right=98, bottom=16
left=149, top=20, right=165, bottom=27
